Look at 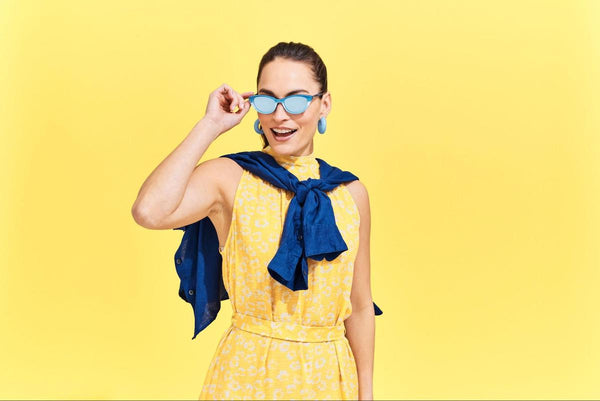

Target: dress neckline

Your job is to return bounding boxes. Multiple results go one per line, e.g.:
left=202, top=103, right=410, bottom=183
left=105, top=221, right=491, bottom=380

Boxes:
left=261, top=145, right=317, bottom=168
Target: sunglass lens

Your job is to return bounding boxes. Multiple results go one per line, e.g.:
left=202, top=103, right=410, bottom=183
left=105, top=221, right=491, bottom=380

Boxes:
left=253, top=97, right=276, bottom=113
left=284, top=96, right=309, bottom=114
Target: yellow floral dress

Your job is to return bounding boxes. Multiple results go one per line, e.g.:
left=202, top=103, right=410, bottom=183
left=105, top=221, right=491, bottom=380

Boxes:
left=198, top=145, right=360, bottom=400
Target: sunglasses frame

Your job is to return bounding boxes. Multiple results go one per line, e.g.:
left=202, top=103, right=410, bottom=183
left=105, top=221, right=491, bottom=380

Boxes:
left=249, top=92, right=324, bottom=114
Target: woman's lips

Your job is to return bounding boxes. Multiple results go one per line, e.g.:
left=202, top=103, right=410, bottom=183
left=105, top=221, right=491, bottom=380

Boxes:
left=271, top=128, right=297, bottom=141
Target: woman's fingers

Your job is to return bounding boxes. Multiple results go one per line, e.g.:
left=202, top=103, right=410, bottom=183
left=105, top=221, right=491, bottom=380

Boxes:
left=237, top=99, right=248, bottom=113
left=218, top=85, right=235, bottom=111
left=220, top=86, right=231, bottom=102
left=216, top=84, right=255, bottom=113
left=232, top=90, right=249, bottom=113
left=225, top=88, right=237, bottom=112
left=237, top=92, right=253, bottom=112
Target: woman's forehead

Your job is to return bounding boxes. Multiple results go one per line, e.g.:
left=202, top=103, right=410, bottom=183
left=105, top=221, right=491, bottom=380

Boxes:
left=259, top=61, right=317, bottom=94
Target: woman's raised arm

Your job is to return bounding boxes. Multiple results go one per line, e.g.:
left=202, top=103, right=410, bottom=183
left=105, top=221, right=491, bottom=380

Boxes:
left=131, top=83, right=253, bottom=229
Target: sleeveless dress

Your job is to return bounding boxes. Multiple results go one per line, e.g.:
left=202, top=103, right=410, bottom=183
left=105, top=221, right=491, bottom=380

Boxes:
left=198, top=145, right=360, bottom=400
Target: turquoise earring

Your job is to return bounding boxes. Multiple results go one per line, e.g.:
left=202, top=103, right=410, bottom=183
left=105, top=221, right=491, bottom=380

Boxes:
left=318, top=117, right=327, bottom=134
left=254, top=119, right=264, bottom=134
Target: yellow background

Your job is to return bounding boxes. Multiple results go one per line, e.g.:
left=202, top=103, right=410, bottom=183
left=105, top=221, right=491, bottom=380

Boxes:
left=2, top=0, right=599, bottom=399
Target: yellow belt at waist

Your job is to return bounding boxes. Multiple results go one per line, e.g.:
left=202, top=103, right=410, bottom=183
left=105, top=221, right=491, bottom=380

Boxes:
left=231, top=311, right=346, bottom=343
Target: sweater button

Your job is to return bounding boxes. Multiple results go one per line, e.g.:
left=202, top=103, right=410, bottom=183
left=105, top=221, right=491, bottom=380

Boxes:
left=298, top=234, right=303, bottom=240
left=188, top=289, right=194, bottom=295
left=176, top=258, right=182, bottom=264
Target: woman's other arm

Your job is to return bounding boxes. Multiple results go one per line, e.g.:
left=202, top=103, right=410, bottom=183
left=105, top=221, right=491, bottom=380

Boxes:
left=344, top=180, right=376, bottom=401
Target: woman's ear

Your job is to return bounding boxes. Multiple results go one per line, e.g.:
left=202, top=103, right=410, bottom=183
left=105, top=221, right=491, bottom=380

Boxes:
left=320, top=91, right=331, bottom=118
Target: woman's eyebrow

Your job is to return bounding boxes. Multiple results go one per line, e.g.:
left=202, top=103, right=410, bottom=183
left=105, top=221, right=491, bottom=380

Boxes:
left=258, top=88, right=309, bottom=96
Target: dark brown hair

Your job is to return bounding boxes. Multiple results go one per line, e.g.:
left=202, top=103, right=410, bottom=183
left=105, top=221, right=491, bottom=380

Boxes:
left=255, top=41, right=328, bottom=148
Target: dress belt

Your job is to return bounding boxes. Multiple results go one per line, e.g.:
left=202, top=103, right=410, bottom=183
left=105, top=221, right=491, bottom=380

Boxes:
left=231, top=311, right=346, bottom=343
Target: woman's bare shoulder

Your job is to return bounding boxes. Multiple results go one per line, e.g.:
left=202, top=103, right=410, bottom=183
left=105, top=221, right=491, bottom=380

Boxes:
left=344, top=179, right=370, bottom=217
left=345, top=179, right=368, bottom=200
left=210, top=156, right=244, bottom=190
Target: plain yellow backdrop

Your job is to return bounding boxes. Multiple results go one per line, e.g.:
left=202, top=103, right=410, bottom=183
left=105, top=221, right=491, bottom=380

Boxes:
left=1, top=0, right=599, bottom=399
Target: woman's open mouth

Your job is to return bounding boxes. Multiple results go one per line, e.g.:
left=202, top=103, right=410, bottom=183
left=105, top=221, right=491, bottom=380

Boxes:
left=271, top=128, right=297, bottom=141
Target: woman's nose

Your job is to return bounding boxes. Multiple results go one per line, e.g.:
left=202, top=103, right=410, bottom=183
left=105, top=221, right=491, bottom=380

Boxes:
left=273, top=102, right=288, bottom=118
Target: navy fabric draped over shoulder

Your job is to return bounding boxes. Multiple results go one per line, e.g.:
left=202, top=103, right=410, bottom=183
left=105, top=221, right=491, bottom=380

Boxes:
left=173, top=150, right=383, bottom=340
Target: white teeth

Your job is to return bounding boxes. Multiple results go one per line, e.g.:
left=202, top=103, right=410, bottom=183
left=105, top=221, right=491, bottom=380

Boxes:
left=273, top=128, right=294, bottom=134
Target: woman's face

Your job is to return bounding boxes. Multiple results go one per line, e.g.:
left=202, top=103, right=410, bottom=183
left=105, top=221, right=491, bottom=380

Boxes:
left=256, top=57, right=331, bottom=156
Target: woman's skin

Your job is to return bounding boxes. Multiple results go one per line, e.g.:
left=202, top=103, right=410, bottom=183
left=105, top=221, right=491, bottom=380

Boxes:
left=131, top=57, right=376, bottom=400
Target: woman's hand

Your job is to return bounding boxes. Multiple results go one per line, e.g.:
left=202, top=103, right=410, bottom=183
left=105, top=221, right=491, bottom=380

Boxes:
left=203, top=83, right=254, bottom=135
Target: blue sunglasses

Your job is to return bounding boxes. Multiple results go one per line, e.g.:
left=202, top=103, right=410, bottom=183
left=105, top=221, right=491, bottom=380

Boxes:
left=249, top=92, right=324, bottom=114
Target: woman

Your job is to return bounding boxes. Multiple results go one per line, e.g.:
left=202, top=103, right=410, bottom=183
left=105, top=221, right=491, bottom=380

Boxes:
left=132, top=42, right=377, bottom=400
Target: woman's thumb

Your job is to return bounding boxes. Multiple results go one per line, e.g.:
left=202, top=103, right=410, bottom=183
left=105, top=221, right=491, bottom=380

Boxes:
left=241, top=98, right=251, bottom=112
left=233, top=99, right=249, bottom=117
left=242, top=101, right=252, bottom=116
